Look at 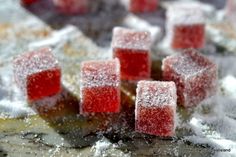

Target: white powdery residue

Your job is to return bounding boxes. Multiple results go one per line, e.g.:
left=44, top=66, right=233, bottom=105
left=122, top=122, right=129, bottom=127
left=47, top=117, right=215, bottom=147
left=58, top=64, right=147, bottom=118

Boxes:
left=28, top=25, right=79, bottom=49
left=221, top=75, right=236, bottom=98
left=92, top=138, right=113, bottom=157
left=162, top=0, right=216, bottom=19
left=91, top=137, right=130, bottom=157
left=0, top=99, right=35, bottom=118
left=112, top=27, right=152, bottom=51
left=166, top=3, right=205, bottom=26
left=81, top=59, right=120, bottom=88
left=0, top=63, right=35, bottom=118
left=187, top=95, right=236, bottom=156
left=136, top=81, right=177, bottom=108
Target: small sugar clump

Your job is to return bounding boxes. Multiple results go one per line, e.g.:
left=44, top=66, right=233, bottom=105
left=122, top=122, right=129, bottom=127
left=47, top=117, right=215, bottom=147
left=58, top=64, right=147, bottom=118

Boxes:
left=13, top=47, right=61, bottom=102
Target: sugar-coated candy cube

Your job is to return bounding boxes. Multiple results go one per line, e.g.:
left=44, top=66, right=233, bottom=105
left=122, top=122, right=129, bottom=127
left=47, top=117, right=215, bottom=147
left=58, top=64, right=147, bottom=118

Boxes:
left=135, top=81, right=177, bottom=137
left=162, top=49, right=217, bottom=107
left=129, top=0, right=158, bottom=13
left=112, top=27, right=151, bottom=81
left=21, top=0, right=38, bottom=5
left=53, top=0, right=89, bottom=14
left=80, top=59, right=120, bottom=114
left=13, top=48, right=61, bottom=102
left=166, top=4, right=205, bottom=49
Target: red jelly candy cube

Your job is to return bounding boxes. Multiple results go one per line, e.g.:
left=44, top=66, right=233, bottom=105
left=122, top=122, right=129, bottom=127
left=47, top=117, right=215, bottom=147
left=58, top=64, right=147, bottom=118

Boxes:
left=135, top=81, right=177, bottom=137
left=162, top=49, right=218, bottom=107
left=53, top=0, right=89, bottom=14
left=21, top=0, right=38, bottom=6
left=129, top=0, right=158, bottom=13
left=80, top=59, right=120, bottom=114
left=13, top=48, right=61, bottom=102
left=112, top=27, right=151, bottom=81
left=166, top=4, right=205, bottom=49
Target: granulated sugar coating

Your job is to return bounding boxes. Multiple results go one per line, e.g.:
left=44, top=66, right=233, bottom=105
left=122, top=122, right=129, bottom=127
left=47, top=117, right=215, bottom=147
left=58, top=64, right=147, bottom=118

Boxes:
left=80, top=59, right=120, bottom=114
left=166, top=4, right=205, bottom=49
left=13, top=47, right=61, bottom=101
left=112, top=27, right=151, bottom=81
left=162, top=49, right=217, bottom=107
left=135, top=81, right=177, bottom=137
left=52, top=0, right=89, bottom=14
left=129, top=0, right=158, bottom=13
left=112, top=27, right=151, bottom=52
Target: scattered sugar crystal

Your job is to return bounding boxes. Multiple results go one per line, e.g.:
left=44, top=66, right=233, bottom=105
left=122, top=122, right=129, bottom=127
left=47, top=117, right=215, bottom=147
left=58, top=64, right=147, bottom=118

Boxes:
left=129, top=0, right=158, bottom=13
left=162, top=49, right=218, bottom=107
left=80, top=59, right=120, bottom=114
left=166, top=4, right=206, bottom=49
left=13, top=47, right=61, bottom=102
left=53, top=0, right=90, bottom=15
left=135, top=81, right=177, bottom=137
left=112, top=27, right=151, bottom=81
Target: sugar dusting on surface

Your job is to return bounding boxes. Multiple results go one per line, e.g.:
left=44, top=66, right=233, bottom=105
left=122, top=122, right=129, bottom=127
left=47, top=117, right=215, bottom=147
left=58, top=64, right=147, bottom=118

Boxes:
left=91, top=137, right=130, bottom=157
left=112, top=27, right=151, bottom=51
left=136, top=81, right=177, bottom=108
left=80, top=59, right=120, bottom=88
left=0, top=0, right=236, bottom=156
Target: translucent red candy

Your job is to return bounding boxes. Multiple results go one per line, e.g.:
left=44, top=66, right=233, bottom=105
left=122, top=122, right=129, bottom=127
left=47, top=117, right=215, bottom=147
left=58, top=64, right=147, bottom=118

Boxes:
left=135, top=81, right=177, bottom=137
left=172, top=24, right=205, bottom=49
left=112, top=27, right=151, bottom=81
left=129, top=0, right=158, bottom=13
left=166, top=4, right=205, bottom=49
left=13, top=48, right=61, bottom=102
left=162, top=49, right=217, bottom=107
left=80, top=59, right=120, bottom=114
left=21, top=0, right=38, bottom=5
left=52, top=0, right=89, bottom=14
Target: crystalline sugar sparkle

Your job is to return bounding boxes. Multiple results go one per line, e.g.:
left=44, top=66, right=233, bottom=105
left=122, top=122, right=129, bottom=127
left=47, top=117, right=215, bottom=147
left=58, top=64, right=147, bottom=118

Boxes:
left=112, top=27, right=151, bottom=81
left=13, top=48, right=61, bottom=102
left=80, top=59, right=120, bottom=114
left=135, top=81, right=177, bottom=137
left=162, top=49, right=217, bottom=107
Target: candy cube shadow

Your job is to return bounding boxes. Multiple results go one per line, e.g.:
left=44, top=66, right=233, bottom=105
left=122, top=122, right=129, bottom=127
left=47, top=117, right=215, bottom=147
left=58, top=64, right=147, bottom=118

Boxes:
left=29, top=84, right=137, bottom=148
left=0, top=146, right=7, bottom=157
left=23, top=0, right=128, bottom=47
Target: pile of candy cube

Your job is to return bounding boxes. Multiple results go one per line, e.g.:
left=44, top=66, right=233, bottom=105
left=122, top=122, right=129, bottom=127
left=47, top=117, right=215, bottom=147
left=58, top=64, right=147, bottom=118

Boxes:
left=15, top=0, right=219, bottom=137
